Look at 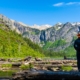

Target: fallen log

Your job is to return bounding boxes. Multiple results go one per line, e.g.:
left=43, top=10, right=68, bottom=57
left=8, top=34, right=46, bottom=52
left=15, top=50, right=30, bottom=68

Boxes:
left=12, top=62, right=21, bottom=68
left=12, top=69, right=80, bottom=80
left=34, top=64, right=77, bottom=67
left=34, top=60, right=77, bottom=64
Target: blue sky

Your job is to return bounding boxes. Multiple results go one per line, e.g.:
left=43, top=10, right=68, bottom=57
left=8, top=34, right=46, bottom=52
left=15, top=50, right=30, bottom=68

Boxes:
left=0, top=0, right=80, bottom=26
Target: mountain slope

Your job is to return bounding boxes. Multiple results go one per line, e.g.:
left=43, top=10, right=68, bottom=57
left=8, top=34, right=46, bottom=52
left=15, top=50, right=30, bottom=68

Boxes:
left=0, top=18, right=44, bottom=58
left=0, top=14, right=80, bottom=57
left=42, top=22, right=78, bottom=56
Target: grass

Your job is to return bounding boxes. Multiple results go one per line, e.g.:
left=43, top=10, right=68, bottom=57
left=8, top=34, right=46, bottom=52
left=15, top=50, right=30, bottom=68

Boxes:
left=61, top=65, right=73, bottom=71
left=0, top=70, right=15, bottom=77
left=20, top=63, right=34, bottom=70
left=1, top=64, right=12, bottom=68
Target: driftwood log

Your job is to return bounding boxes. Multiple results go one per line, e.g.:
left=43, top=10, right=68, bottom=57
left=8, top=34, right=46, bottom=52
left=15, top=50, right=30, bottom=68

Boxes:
left=33, top=60, right=77, bottom=64
left=23, top=56, right=32, bottom=61
left=12, top=62, right=21, bottom=68
left=12, top=69, right=80, bottom=80
left=33, top=60, right=77, bottom=70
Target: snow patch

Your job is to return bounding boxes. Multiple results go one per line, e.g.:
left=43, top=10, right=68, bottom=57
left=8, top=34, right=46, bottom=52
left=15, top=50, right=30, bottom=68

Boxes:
left=31, top=24, right=52, bottom=30
left=71, top=22, right=80, bottom=26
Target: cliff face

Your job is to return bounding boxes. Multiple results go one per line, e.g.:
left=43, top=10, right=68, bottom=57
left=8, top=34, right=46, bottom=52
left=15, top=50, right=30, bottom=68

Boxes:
left=0, top=14, right=80, bottom=52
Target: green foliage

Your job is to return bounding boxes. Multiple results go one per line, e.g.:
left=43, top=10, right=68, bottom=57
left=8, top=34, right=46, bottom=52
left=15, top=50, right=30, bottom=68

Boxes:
left=73, top=36, right=77, bottom=41
left=31, top=29, right=40, bottom=35
left=0, top=24, right=4, bottom=26
left=22, top=32, right=29, bottom=36
left=1, top=64, right=12, bottom=68
left=42, top=39, right=67, bottom=57
left=64, top=45, right=76, bottom=57
left=20, top=63, right=34, bottom=70
left=20, top=64, right=29, bottom=70
left=50, top=39, right=66, bottom=48
left=43, top=50, right=65, bottom=57
left=0, top=22, right=45, bottom=58
left=43, top=41, right=53, bottom=50
left=42, top=39, right=76, bottom=57
left=41, top=41, right=44, bottom=44
left=23, top=38, right=44, bottom=54
left=61, top=65, right=73, bottom=71
left=23, top=29, right=40, bottom=36
left=31, top=32, right=36, bottom=35
left=0, top=70, right=14, bottom=77
left=43, top=39, right=67, bottom=54
left=34, top=29, right=40, bottom=35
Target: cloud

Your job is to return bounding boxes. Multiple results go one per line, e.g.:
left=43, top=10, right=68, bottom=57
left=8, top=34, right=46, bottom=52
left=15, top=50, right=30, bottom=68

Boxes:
left=66, top=2, right=80, bottom=5
left=53, top=2, right=64, bottom=7
left=53, top=2, right=80, bottom=7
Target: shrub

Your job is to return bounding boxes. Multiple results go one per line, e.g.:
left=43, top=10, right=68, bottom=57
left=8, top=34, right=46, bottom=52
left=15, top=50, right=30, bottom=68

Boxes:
left=20, top=63, right=34, bottom=70
left=61, top=65, right=73, bottom=71
left=1, top=64, right=12, bottom=68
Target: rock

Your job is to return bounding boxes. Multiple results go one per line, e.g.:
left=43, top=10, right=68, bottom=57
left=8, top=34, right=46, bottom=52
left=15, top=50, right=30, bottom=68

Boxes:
left=0, top=58, right=6, bottom=61
left=23, top=56, right=32, bottom=61
left=35, top=57, right=42, bottom=61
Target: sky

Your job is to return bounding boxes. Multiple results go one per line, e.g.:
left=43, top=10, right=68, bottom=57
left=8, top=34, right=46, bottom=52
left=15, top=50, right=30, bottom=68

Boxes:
left=0, top=0, right=80, bottom=26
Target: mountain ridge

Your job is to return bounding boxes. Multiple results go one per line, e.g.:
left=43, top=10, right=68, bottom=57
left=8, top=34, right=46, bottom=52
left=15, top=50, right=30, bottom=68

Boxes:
left=0, top=14, right=79, bottom=56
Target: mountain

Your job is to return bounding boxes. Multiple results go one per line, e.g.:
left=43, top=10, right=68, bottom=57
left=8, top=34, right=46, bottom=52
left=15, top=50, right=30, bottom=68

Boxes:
left=0, top=14, right=45, bottom=58
left=0, top=14, right=80, bottom=57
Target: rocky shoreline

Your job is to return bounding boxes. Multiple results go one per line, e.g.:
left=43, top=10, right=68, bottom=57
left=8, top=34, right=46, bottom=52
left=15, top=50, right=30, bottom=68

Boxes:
left=0, top=57, right=78, bottom=80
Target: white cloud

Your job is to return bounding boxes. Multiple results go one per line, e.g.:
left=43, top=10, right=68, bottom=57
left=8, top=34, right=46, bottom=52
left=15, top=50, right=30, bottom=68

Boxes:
left=66, top=2, right=80, bottom=5
left=53, top=2, right=80, bottom=7
left=53, top=2, right=64, bottom=7
left=66, top=2, right=77, bottom=5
